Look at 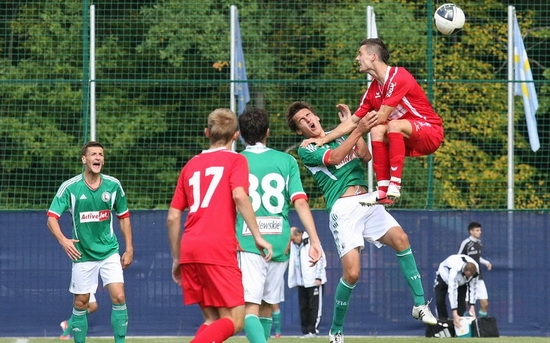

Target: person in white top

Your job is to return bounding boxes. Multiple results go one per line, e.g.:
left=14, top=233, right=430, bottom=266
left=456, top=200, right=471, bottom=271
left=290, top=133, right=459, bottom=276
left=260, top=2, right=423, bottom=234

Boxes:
left=434, top=254, right=479, bottom=328
left=288, top=227, right=327, bottom=338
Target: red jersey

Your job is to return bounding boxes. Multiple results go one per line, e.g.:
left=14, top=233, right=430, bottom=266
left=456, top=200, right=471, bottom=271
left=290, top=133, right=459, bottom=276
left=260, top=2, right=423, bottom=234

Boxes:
left=354, top=66, right=442, bottom=126
left=170, top=147, right=249, bottom=266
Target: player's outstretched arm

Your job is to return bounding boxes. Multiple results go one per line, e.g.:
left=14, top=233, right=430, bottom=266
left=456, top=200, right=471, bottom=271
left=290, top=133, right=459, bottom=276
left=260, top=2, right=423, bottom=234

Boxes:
left=233, top=186, right=273, bottom=260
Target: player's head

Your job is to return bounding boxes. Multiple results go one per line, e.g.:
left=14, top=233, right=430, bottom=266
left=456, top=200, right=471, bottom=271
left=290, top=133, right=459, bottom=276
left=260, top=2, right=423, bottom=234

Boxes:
left=462, top=261, right=479, bottom=278
left=286, top=101, right=322, bottom=138
left=358, top=38, right=389, bottom=64
left=205, top=108, right=239, bottom=145
left=81, top=141, right=105, bottom=174
left=238, top=107, right=270, bottom=146
left=468, top=221, right=482, bottom=238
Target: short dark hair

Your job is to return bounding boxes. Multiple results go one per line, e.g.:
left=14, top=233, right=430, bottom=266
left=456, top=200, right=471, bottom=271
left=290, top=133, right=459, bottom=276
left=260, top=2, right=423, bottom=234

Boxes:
left=360, top=38, right=390, bottom=64
left=467, top=221, right=482, bottom=232
left=81, top=141, right=104, bottom=156
left=285, top=101, right=316, bottom=133
left=238, top=107, right=269, bottom=145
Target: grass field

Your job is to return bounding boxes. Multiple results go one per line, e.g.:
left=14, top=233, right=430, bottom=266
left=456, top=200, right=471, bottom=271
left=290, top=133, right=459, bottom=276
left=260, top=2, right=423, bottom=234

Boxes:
left=0, top=336, right=548, bottom=343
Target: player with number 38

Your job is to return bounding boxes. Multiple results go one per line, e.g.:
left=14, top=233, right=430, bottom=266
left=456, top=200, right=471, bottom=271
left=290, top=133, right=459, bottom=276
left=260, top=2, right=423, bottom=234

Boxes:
left=236, top=107, right=323, bottom=343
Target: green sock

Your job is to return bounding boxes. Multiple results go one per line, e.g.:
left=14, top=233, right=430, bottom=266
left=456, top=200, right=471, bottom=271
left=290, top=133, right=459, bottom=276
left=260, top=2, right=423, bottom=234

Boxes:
left=259, top=316, right=273, bottom=340
left=479, top=310, right=488, bottom=317
left=244, top=314, right=267, bottom=343
left=331, top=278, right=355, bottom=334
left=396, top=247, right=425, bottom=306
left=272, top=309, right=281, bottom=335
left=71, top=308, right=88, bottom=343
left=111, top=303, right=128, bottom=343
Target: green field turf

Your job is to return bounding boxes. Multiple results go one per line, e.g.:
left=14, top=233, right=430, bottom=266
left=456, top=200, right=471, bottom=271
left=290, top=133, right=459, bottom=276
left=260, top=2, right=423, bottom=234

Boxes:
left=0, top=336, right=548, bottom=343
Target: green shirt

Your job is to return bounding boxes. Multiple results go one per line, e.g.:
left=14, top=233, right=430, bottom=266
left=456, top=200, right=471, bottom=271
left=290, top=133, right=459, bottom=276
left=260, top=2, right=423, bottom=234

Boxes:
left=298, top=136, right=367, bottom=211
left=48, top=173, right=129, bottom=262
left=237, top=143, right=307, bottom=262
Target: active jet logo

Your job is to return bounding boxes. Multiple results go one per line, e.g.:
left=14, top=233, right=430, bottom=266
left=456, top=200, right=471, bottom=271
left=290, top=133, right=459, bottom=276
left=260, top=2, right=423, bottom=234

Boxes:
left=80, top=210, right=110, bottom=223
left=386, top=82, right=396, bottom=97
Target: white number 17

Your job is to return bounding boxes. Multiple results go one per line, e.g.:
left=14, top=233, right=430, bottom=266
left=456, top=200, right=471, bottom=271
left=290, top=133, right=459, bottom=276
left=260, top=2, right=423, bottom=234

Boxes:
left=188, top=166, right=223, bottom=213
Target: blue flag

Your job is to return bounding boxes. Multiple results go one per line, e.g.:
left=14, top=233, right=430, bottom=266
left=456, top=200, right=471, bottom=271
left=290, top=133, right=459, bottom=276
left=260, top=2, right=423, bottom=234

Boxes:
left=234, top=13, right=250, bottom=115
left=513, top=17, right=540, bottom=152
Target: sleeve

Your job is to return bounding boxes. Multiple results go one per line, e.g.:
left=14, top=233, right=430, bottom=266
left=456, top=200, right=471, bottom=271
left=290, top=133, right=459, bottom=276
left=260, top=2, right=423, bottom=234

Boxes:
left=298, top=145, right=329, bottom=168
left=288, top=156, right=308, bottom=202
left=480, top=257, right=491, bottom=266
left=353, top=87, right=374, bottom=118
left=447, top=269, right=461, bottom=310
left=230, top=154, right=250, bottom=192
left=468, top=277, right=478, bottom=305
left=169, top=168, right=188, bottom=210
left=458, top=239, right=468, bottom=255
left=47, top=185, right=69, bottom=218
left=114, top=181, right=130, bottom=218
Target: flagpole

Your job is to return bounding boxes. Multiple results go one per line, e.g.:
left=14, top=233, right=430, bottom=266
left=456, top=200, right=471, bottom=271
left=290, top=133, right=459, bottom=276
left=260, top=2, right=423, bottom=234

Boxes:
left=230, top=5, right=237, bottom=117
left=506, top=5, right=515, bottom=325
left=507, top=6, right=514, bottom=211
left=366, top=6, right=376, bottom=194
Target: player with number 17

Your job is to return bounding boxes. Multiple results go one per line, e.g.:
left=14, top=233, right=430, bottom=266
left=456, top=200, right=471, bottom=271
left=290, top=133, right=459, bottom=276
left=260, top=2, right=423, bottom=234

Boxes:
left=167, top=108, right=273, bottom=343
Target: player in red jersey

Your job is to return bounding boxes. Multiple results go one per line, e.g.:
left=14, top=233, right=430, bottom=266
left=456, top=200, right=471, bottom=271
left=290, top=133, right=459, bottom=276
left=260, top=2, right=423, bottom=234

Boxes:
left=167, top=108, right=273, bottom=343
left=303, top=38, right=444, bottom=205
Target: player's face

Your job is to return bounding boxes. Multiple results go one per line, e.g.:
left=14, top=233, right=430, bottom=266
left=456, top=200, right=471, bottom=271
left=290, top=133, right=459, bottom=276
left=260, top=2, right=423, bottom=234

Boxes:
left=82, top=147, right=104, bottom=174
left=470, top=227, right=482, bottom=239
left=356, top=45, right=375, bottom=73
left=293, top=108, right=323, bottom=139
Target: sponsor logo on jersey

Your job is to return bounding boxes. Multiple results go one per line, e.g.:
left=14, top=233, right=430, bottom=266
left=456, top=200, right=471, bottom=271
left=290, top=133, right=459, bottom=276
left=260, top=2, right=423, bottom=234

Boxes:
left=386, top=82, right=396, bottom=97
left=80, top=210, right=111, bottom=223
left=241, top=216, right=283, bottom=235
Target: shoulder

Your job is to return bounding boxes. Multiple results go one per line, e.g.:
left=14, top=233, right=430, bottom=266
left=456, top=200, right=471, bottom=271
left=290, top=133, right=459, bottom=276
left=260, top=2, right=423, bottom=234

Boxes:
left=55, top=174, right=83, bottom=195
left=101, top=174, right=123, bottom=187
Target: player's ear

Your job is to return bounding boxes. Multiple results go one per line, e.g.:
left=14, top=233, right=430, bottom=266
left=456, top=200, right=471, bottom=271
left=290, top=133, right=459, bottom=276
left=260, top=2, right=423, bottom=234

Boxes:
left=233, top=131, right=240, bottom=141
left=204, top=128, right=210, bottom=138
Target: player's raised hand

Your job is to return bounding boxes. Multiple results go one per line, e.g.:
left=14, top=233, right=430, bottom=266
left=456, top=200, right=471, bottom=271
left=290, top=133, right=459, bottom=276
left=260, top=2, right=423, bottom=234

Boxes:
left=336, top=103, right=352, bottom=122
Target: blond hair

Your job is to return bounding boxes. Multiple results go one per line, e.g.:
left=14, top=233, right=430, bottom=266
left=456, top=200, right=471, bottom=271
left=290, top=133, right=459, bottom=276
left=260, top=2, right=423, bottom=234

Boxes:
left=207, top=108, right=238, bottom=145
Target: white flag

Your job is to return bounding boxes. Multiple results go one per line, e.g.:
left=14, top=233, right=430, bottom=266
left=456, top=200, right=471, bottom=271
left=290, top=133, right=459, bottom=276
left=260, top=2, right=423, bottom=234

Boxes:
left=513, top=16, right=539, bottom=152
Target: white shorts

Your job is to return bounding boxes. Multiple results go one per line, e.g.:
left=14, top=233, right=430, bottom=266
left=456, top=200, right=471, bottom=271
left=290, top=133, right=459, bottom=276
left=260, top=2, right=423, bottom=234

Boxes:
left=475, top=279, right=488, bottom=300
left=69, top=253, right=124, bottom=294
left=330, top=194, right=400, bottom=258
left=238, top=251, right=288, bottom=305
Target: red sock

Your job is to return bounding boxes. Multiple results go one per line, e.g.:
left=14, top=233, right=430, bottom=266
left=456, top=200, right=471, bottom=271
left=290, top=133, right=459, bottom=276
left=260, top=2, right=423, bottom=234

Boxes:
left=371, top=141, right=390, bottom=193
left=191, top=317, right=235, bottom=343
left=388, top=132, right=405, bottom=182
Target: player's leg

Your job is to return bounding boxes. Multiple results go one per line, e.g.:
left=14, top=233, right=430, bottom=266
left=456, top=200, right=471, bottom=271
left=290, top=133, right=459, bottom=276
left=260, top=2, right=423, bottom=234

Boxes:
left=60, top=292, right=97, bottom=339
left=434, top=275, right=449, bottom=319
left=258, top=261, right=287, bottom=340
left=373, top=209, right=436, bottom=324
left=69, top=261, right=100, bottom=343
left=190, top=264, right=246, bottom=343
left=102, top=254, right=127, bottom=343
left=370, top=124, right=391, bottom=199
left=239, top=252, right=268, bottom=343
left=476, top=280, right=489, bottom=317
left=271, top=303, right=281, bottom=338
left=386, top=119, right=414, bottom=200
left=331, top=248, right=360, bottom=336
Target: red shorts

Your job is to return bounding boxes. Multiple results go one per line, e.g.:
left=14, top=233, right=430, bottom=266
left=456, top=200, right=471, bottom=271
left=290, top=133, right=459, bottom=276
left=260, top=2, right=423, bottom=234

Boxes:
left=180, top=263, right=245, bottom=309
left=405, top=120, right=444, bottom=157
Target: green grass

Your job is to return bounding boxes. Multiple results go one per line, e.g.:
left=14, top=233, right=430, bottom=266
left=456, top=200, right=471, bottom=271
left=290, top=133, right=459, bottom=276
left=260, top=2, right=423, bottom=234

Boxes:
left=0, top=336, right=548, bottom=343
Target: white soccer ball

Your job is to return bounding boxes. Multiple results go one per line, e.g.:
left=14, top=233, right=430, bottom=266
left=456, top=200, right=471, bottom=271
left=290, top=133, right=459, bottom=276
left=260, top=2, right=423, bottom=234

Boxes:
left=434, top=3, right=465, bottom=35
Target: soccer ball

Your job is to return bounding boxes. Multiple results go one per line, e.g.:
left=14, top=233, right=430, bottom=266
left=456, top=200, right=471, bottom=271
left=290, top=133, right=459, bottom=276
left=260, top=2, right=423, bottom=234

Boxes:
left=434, top=3, right=465, bottom=35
